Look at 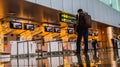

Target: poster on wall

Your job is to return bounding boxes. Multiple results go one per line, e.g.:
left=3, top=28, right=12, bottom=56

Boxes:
left=10, top=21, right=22, bottom=29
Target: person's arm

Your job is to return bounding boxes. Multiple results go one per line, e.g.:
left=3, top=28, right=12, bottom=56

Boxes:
left=76, top=15, right=78, bottom=24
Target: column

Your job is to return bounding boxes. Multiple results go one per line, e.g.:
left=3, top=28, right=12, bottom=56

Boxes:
left=107, top=26, right=116, bottom=67
left=107, top=27, right=113, bottom=47
left=0, top=34, right=4, bottom=52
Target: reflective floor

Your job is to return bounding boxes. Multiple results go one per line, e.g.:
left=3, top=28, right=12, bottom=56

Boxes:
left=1, top=48, right=120, bottom=67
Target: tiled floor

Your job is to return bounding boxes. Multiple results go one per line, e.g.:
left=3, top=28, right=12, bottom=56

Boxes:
left=1, top=48, right=120, bottom=67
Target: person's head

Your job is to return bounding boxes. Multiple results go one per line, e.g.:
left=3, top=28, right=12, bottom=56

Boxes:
left=77, top=9, right=83, bottom=14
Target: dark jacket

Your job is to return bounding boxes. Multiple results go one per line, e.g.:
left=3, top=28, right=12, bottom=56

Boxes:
left=76, top=13, right=86, bottom=29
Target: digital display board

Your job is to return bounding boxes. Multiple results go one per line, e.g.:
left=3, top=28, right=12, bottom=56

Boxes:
left=44, top=26, right=53, bottom=32
left=54, top=27, right=60, bottom=33
left=24, top=24, right=34, bottom=30
left=68, top=28, right=74, bottom=34
left=94, top=31, right=98, bottom=36
left=10, top=21, right=22, bottom=29
left=60, top=13, right=76, bottom=23
left=88, top=32, right=92, bottom=36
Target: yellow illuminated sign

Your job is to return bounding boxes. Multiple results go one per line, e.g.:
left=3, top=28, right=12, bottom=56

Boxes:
left=60, top=13, right=76, bottom=23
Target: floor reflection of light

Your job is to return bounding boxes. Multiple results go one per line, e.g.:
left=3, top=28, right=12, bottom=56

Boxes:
left=64, top=57, right=70, bottom=67
left=112, top=61, right=117, bottom=67
left=0, top=63, right=4, bottom=67
left=64, top=59, right=70, bottom=67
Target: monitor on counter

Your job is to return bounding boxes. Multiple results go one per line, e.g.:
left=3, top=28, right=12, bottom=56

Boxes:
left=10, top=21, right=22, bottom=29
left=54, top=27, right=60, bottom=33
left=88, top=32, right=92, bottom=36
left=94, top=31, right=98, bottom=36
left=24, top=24, right=34, bottom=30
left=44, top=26, right=53, bottom=32
left=68, top=29, right=74, bottom=34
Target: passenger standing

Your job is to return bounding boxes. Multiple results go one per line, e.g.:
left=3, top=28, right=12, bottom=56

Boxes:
left=75, top=9, right=92, bottom=54
left=92, top=39, right=98, bottom=56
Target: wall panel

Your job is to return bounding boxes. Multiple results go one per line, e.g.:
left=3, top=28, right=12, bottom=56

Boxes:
left=63, top=0, right=73, bottom=13
left=36, top=0, right=51, bottom=7
left=51, top=0, right=63, bottom=10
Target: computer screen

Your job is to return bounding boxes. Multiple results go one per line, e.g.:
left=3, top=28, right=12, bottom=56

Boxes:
left=68, top=29, right=74, bottom=34
left=10, top=21, right=22, bottom=29
left=44, top=26, right=53, bottom=32
left=88, top=32, right=92, bottom=36
left=94, top=31, right=98, bottom=36
left=24, top=24, right=34, bottom=30
left=54, top=27, right=60, bottom=33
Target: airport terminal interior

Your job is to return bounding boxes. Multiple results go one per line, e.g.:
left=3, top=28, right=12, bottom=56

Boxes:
left=0, top=0, right=120, bottom=67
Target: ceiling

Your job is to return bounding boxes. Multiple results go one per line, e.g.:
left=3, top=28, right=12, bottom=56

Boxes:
left=0, top=0, right=59, bottom=23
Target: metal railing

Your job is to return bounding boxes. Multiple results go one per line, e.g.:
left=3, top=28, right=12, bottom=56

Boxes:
left=14, top=39, right=114, bottom=58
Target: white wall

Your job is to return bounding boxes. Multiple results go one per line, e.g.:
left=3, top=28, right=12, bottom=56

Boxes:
left=26, top=0, right=120, bottom=28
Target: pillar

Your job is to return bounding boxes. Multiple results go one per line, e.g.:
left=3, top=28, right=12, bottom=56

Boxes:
left=107, top=26, right=116, bottom=67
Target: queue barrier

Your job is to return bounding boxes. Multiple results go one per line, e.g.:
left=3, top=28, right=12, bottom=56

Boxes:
left=47, top=41, right=63, bottom=55
left=10, top=40, right=77, bottom=57
left=10, top=39, right=110, bottom=57
left=10, top=39, right=41, bottom=57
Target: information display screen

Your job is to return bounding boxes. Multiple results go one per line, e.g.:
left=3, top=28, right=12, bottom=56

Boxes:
left=24, top=24, right=34, bottom=30
left=88, top=32, right=92, bottom=36
left=94, top=31, right=98, bottom=36
left=54, top=27, right=60, bottom=33
left=68, top=29, right=74, bottom=34
left=10, top=21, right=22, bottom=29
left=44, top=26, right=53, bottom=32
left=60, top=13, right=76, bottom=23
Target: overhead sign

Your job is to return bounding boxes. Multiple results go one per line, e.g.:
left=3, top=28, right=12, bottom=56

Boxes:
left=60, top=12, right=76, bottom=23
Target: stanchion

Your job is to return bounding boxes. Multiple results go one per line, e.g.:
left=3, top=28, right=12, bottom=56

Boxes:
left=17, top=42, right=19, bottom=67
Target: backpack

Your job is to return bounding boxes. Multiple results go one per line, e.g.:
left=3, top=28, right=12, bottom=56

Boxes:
left=74, top=14, right=85, bottom=32
left=74, top=13, right=92, bottom=32
left=84, top=13, right=92, bottom=28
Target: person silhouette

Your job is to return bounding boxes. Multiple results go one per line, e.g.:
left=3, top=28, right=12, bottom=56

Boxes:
left=76, top=53, right=90, bottom=67
left=76, top=54, right=84, bottom=67
left=75, top=9, right=91, bottom=54
left=92, top=39, right=98, bottom=56
left=84, top=53, right=90, bottom=67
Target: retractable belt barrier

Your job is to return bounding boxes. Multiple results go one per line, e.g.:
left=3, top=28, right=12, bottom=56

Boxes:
left=11, top=39, right=42, bottom=57
left=13, top=40, right=77, bottom=57
left=11, top=39, right=111, bottom=57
